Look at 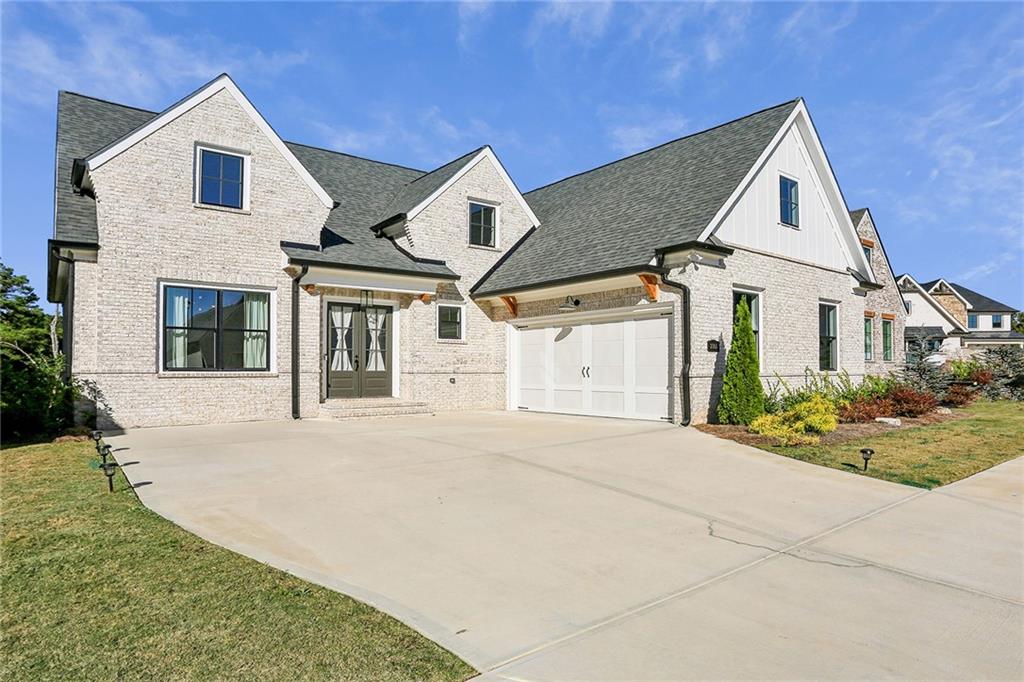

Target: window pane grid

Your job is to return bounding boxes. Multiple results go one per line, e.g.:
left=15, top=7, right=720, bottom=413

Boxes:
left=469, top=203, right=496, bottom=247
left=164, top=286, right=269, bottom=371
left=780, top=176, right=799, bottom=227
left=438, top=305, right=463, bottom=340
left=199, top=150, right=244, bottom=209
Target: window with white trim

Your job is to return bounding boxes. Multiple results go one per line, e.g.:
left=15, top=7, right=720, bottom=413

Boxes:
left=163, top=285, right=270, bottom=371
left=780, top=175, right=799, bottom=227
left=468, top=201, right=497, bottom=247
left=968, top=313, right=978, bottom=329
left=196, top=147, right=247, bottom=209
left=992, top=314, right=1004, bottom=328
left=819, top=303, right=837, bottom=371
left=437, top=304, right=464, bottom=340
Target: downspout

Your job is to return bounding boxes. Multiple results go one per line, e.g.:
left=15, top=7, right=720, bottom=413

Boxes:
left=659, top=272, right=691, bottom=426
left=291, top=265, right=309, bottom=419
left=53, top=250, right=75, bottom=381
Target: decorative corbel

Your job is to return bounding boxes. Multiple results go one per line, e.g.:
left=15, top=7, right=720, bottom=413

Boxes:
left=638, top=274, right=659, bottom=302
left=301, top=284, right=320, bottom=296
left=500, top=295, right=518, bottom=317
left=419, top=293, right=432, bottom=303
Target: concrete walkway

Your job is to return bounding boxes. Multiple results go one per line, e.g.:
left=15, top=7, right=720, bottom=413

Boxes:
left=110, top=412, right=1023, bottom=680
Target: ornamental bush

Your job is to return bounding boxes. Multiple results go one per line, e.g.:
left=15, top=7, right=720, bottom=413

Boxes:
left=839, top=396, right=897, bottom=423
left=886, top=385, right=938, bottom=417
left=749, top=394, right=838, bottom=446
left=943, top=384, right=978, bottom=407
left=717, top=296, right=764, bottom=425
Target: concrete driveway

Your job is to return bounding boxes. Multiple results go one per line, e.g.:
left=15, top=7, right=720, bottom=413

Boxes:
left=110, top=412, right=1023, bottom=680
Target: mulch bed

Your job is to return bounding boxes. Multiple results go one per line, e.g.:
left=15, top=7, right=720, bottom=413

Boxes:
left=695, top=409, right=967, bottom=448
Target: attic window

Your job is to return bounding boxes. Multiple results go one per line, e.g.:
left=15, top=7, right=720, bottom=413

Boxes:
left=197, top=147, right=247, bottom=210
left=779, top=175, right=799, bottom=227
left=469, top=201, right=497, bottom=248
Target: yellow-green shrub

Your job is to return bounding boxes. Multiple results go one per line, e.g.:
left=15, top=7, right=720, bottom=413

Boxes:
left=749, top=395, right=838, bottom=446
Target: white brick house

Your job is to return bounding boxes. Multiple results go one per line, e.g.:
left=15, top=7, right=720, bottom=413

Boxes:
left=48, top=75, right=888, bottom=428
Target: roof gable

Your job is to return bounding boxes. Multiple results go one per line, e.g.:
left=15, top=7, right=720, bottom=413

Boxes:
left=898, top=274, right=969, bottom=332
left=944, top=281, right=1017, bottom=313
left=473, top=99, right=801, bottom=296
left=85, top=74, right=333, bottom=208
left=924, top=278, right=971, bottom=309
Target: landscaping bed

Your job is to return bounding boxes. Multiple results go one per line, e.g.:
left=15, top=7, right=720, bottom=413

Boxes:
left=1, top=439, right=475, bottom=681
left=700, top=400, right=1023, bottom=489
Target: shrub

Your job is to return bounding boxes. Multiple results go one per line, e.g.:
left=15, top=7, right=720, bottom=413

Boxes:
left=885, top=385, right=938, bottom=417
left=900, top=352, right=951, bottom=396
left=717, top=296, right=764, bottom=425
left=749, top=395, right=838, bottom=445
left=969, top=368, right=993, bottom=386
left=943, top=384, right=977, bottom=407
left=949, top=358, right=981, bottom=381
left=839, top=396, right=896, bottom=423
left=976, top=347, right=1024, bottom=400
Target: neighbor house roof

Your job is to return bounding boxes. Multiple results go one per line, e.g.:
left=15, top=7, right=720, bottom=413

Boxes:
left=919, top=280, right=1017, bottom=313
left=904, top=326, right=946, bottom=340
left=964, top=330, right=1024, bottom=341
left=472, top=99, right=801, bottom=296
left=848, top=208, right=868, bottom=226
left=52, top=92, right=457, bottom=279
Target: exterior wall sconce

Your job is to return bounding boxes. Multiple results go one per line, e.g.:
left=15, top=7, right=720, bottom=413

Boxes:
left=860, top=448, right=874, bottom=471
left=558, top=296, right=581, bottom=312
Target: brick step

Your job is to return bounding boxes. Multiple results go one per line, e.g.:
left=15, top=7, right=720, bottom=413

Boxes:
left=318, top=398, right=432, bottom=420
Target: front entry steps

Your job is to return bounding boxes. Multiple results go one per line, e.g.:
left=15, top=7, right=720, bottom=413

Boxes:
left=318, top=397, right=433, bottom=420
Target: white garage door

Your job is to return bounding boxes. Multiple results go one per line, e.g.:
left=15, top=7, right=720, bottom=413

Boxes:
left=516, top=310, right=672, bottom=421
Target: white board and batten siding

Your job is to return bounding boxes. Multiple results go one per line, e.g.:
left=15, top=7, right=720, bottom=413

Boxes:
left=513, top=307, right=673, bottom=421
left=715, top=123, right=852, bottom=272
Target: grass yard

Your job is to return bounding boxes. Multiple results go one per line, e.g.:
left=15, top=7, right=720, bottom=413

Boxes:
left=1, top=440, right=475, bottom=681
left=761, top=400, right=1024, bottom=488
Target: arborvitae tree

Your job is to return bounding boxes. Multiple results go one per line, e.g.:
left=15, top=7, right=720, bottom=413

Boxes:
left=717, top=296, right=764, bottom=424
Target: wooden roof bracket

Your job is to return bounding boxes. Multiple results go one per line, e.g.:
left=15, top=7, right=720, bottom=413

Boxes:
left=500, top=295, right=518, bottom=317
left=638, top=274, right=659, bottom=302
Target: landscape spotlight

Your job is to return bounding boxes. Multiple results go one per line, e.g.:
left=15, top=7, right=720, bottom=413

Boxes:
left=101, top=461, right=119, bottom=493
left=860, top=448, right=874, bottom=471
left=91, top=430, right=104, bottom=454
left=100, top=444, right=112, bottom=466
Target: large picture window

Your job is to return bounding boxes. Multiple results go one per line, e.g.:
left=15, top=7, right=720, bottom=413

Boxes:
left=469, top=202, right=497, bottom=247
left=164, top=285, right=270, bottom=371
left=819, top=303, right=837, bottom=371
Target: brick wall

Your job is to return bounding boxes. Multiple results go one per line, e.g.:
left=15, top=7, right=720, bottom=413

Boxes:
left=78, top=89, right=328, bottom=428
left=854, top=212, right=907, bottom=376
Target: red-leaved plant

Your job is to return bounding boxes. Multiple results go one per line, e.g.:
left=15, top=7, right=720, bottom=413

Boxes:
left=943, top=384, right=978, bottom=407
left=839, top=397, right=897, bottom=423
left=885, top=385, right=938, bottom=417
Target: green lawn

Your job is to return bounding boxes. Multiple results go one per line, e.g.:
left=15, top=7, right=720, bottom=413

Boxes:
left=764, top=400, right=1024, bottom=489
left=1, top=440, right=474, bottom=681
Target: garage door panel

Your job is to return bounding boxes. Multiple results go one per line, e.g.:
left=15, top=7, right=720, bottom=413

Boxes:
left=516, top=311, right=673, bottom=421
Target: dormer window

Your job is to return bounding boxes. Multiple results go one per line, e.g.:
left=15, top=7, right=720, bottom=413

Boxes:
left=780, top=175, right=799, bottom=227
left=197, top=146, right=247, bottom=210
left=469, top=201, right=497, bottom=248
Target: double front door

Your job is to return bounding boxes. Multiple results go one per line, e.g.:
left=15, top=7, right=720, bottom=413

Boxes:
left=326, top=303, right=392, bottom=398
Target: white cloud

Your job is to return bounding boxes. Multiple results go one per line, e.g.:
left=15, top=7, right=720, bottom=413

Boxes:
left=2, top=3, right=308, bottom=111
left=528, top=1, right=613, bottom=46
left=604, top=107, right=689, bottom=155
left=457, top=1, right=493, bottom=50
left=777, top=3, right=858, bottom=52
left=957, top=252, right=1019, bottom=283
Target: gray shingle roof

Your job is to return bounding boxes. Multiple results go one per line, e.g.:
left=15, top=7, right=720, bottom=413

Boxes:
left=472, top=99, right=800, bottom=296
left=372, top=147, right=484, bottom=229
left=904, top=326, right=946, bottom=340
left=920, top=279, right=1017, bottom=313
left=965, top=330, right=1024, bottom=340
left=53, top=92, right=458, bottom=279
left=54, top=92, right=156, bottom=243
left=848, top=208, right=868, bottom=226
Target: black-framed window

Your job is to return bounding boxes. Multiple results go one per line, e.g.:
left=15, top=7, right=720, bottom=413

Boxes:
left=437, top=304, right=463, bottom=340
left=469, top=202, right=496, bottom=247
left=819, top=303, right=837, bottom=371
left=864, top=316, right=873, bottom=361
left=967, top=313, right=978, bottom=328
left=780, top=176, right=799, bottom=227
left=199, top=149, right=244, bottom=209
left=732, top=290, right=761, bottom=360
left=882, top=319, right=894, bottom=361
left=164, top=286, right=269, bottom=371
left=992, top=314, right=1004, bottom=328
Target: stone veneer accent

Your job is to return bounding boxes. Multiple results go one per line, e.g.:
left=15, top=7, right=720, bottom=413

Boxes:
left=78, top=90, right=328, bottom=428
left=930, top=286, right=969, bottom=326
left=854, top=211, right=907, bottom=376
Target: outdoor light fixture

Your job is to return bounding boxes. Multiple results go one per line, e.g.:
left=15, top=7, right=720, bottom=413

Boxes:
left=100, top=460, right=119, bottom=493
left=558, top=296, right=581, bottom=312
left=99, top=444, right=112, bottom=466
left=860, top=448, right=874, bottom=471
left=91, top=430, right=104, bottom=454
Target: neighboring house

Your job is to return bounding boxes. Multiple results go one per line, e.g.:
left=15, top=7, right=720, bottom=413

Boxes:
left=47, top=75, right=882, bottom=428
left=917, top=279, right=1023, bottom=352
left=850, top=208, right=905, bottom=374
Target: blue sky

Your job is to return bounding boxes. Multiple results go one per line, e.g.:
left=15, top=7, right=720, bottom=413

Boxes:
left=2, top=1, right=1022, bottom=309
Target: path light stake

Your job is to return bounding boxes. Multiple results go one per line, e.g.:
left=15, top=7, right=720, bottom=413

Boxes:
left=100, top=444, right=112, bottom=466
left=91, top=430, right=104, bottom=455
left=101, top=460, right=119, bottom=493
left=860, top=448, right=874, bottom=471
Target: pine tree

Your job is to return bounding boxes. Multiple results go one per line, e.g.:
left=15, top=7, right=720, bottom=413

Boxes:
left=717, top=296, right=765, bottom=424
